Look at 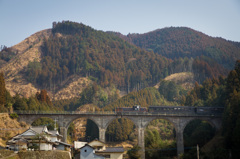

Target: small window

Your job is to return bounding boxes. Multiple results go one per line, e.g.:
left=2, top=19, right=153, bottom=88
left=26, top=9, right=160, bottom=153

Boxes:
left=84, top=149, right=87, bottom=152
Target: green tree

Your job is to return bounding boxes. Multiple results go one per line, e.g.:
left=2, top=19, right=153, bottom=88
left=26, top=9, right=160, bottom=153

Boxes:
left=13, top=94, right=28, bottom=110
left=32, top=117, right=57, bottom=130
left=27, top=96, right=40, bottom=110
left=127, top=145, right=141, bottom=159
left=0, top=72, right=6, bottom=108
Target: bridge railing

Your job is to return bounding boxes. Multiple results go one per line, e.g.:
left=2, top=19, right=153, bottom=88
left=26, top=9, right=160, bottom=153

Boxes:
left=119, top=111, right=223, bottom=117
left=12, top=110, right=116, bottom=115
left=12, top=110, right=223, bottom=117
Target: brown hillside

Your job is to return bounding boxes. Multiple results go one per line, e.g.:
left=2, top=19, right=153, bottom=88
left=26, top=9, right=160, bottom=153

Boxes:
left=155, top=72, right=194, bottom=90
left=0, top=114, right=29, bottom=147
left=0, top=29, right=91, bottom=100
left=0, top=29, right=51, bottom=98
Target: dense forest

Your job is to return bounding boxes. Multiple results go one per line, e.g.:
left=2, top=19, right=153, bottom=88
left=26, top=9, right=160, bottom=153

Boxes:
left=117, top=27, right=240, bottom=70
left=180, top=60, right=240, bottom=158
left=26, top=21, right=170, bottom=93
left=0, top=46, right=16, bottom=67
left=0, top=72, right=58, bottom=112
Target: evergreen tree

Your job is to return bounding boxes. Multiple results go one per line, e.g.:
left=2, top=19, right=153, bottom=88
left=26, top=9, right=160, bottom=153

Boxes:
left=127, top=145, right=141, bottom=159
left=13, top=94, right=28, bottom=110
left=0, top=72, right=6, bottom=107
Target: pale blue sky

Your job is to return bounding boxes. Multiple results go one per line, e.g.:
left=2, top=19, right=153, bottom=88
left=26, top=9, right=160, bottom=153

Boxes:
left=0, top=0, right=240, bottom=47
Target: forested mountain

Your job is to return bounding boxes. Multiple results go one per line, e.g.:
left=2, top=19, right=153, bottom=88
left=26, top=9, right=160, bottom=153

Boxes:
left=29, top=21, right=170, bottom=92
left=114, top=27, right=240, bottom=70
left=1, top=21, right=239, bottom=100
left=110, top=27, right=240, bottom=83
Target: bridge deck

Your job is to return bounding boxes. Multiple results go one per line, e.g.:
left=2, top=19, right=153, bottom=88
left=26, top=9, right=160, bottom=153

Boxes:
left=13, top=110, right=223, bottom=117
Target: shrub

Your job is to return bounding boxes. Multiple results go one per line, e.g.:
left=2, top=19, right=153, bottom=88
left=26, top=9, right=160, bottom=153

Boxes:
left=9, top=113, right=18, bottom=119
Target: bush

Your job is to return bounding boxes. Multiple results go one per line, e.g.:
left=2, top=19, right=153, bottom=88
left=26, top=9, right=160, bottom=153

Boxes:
left=9, top=113, right=18, bottom=119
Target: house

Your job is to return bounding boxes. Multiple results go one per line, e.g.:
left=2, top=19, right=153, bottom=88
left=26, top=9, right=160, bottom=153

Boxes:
left=7, top=126, right=54, bottom=151
left=74, top=141, right=87, bottom=150
left=55, top=141, right=71, bottom=151
left=7, top=126, right=70, bottom=151
left=80, top=144, right=105, bottom=159
left=7, top=136, right=28, bottom=151
left=48, top=130, right=62, bottom=142
left=96, top=147, right=125, bottom=159
left=80, top=139, right=125, bottom=159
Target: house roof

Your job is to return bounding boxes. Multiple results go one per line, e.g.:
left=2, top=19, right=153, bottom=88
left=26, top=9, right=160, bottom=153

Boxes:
left=30, top=126, right=50, bottom=134
left=55, top=141, right=71, bottom=147
left=48, top=130, right=63, bottom=137
left=7, top=137, right=28, bottom=144
left=80, top=144, right=95, bottom=150
left=96, top=147, right=125, bottom=153
left=88, top=139, right=105, bottom=145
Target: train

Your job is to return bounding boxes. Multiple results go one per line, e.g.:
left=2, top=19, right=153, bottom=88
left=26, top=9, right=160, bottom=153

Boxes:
left=116, top=105, right=224, bottom=115
left=116, top=105, right=147, bottom=115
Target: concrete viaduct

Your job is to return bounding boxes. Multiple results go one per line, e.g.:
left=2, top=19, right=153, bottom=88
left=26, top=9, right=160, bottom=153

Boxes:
left=15, top=108, right=223, bottom=159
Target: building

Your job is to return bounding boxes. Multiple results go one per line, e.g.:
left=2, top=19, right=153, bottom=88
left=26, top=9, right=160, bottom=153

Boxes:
left=96, top=147, right=125, bottom=159
left=7, top=126, right=70, bottom=151
left=74, top=141, right=87, bottom=150
left=88, top=139, right=106, bottom=151
left=79, top=139, right=125, bottom=159
left=80, top=144, right=105, bottom=159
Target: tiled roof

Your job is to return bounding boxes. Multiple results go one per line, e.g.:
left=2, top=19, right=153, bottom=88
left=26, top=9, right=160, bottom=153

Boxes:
left=88, top=139, right=105, bottom=145
left=97, top=147, right=125, bottom=153
left=30, top=126, right=46, bottom=134
left=48, top=130, right=62, bottom=137
left=56, top=141, right=71, bottom=147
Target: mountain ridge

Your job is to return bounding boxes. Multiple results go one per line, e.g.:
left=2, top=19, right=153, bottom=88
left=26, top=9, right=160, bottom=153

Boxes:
left=1, top=22, right=239, bottom=100
left=110, top=26, right=240, bottom=70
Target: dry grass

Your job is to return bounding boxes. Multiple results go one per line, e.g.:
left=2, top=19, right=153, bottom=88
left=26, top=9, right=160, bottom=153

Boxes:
left=155, top=72, right=195, bottom=90
left=53, top=76, right=91, bottom=100
left=0, top=114, right=29, bottom=147
left=0, top=30, right=91, bottom=100
left=0, top=29, right=51, bottom=98
left=18, top=150, right=71, bottom=159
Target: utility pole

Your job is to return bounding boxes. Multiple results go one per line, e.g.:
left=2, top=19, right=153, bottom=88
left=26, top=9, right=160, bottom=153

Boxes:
left=54, top=118, right=58, bottom=130
left=197, top=144, right=199, bottom=159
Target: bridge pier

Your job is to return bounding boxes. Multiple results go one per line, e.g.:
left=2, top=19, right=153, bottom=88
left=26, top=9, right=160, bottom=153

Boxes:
left=138, top=126, right=145, bottom=159
left=99, top=128, right=106, bottom=142
left=59, top=127, right=68, bottom=142
left=176, top=128, right=184, bottom=157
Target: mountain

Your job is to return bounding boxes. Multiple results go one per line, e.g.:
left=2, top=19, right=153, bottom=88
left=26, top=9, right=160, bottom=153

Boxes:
left=0, top=29, right=51, bottom=98
left=0, top=21, right=170, bottom=99
left=1, top=21, right=239, bottom=100
left=111, top=27, right=240, bottom=70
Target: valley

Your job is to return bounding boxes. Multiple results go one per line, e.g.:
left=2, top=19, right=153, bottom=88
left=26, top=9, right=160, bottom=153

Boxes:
left=1, top=21, right=240, bottom=158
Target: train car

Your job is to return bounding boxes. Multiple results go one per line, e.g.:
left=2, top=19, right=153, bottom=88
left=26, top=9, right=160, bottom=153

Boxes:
left=195, top=107, right=224, bottom=115
left=116, top=105, right=147, bottom=115
left=148, top=106, right=195, bottom=114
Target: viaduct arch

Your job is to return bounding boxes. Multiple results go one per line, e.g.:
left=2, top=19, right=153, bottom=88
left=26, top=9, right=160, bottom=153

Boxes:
left=16, top=111, right=222, bottom=159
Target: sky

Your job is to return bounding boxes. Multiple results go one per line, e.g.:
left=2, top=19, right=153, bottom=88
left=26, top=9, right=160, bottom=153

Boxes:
left=0, top=0, right=240, bottom=47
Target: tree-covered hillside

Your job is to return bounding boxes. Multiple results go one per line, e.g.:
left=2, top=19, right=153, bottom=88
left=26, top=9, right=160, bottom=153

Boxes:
left=124, top=27, right=240, bottom=70
left=181, top=60, right=240, bottom=158
left=26, top=21, right=171, bottom=93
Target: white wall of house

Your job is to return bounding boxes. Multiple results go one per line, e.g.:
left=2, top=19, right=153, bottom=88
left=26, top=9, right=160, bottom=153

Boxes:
left=74, top=141, right=87, bottom=149
left=50, top=136, right=58, bottom=142
left=110, top=153, right=123, bottom=159
left=40, top=143, right=52, bottom=151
